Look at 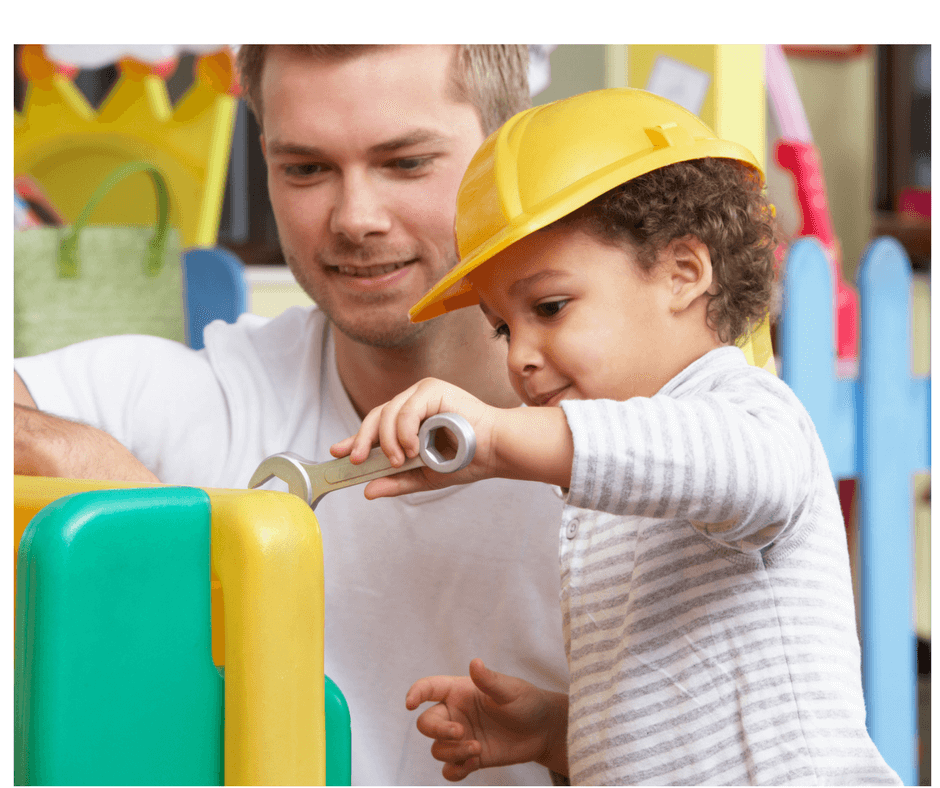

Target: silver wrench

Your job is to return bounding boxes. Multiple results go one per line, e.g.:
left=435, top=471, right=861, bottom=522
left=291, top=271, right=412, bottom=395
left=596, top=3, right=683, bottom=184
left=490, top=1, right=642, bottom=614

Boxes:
left=247, top=412, right=476, bottom=510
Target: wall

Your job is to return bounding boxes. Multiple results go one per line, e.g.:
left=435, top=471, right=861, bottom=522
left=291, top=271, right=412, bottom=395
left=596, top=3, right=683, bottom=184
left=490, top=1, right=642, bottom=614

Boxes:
left=531, top=45, right=606, bottom=105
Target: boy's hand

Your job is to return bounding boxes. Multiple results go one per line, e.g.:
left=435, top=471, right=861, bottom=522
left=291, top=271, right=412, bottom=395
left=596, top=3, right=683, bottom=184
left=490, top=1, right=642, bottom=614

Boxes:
left=330, top=377, right=574, bottom=498
left=330, top=378, right=501, bottom=498
left=405, top=658, right=568, bottom=781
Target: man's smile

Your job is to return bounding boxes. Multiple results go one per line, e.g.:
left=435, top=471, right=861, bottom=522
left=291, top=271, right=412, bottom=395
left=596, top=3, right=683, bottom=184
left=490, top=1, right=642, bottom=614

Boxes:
left=331, top=260, right=416, bottom=278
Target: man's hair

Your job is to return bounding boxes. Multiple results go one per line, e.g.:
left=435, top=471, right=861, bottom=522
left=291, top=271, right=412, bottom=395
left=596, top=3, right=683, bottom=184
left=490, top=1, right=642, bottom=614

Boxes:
left=236, top=44, right=530, bottom=136
left=558, top=158, right=779, bottom=344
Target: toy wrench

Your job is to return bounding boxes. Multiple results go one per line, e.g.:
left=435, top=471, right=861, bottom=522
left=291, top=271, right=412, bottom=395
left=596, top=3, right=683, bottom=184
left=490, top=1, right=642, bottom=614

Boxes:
left=248, top=412, right=476, bottom=510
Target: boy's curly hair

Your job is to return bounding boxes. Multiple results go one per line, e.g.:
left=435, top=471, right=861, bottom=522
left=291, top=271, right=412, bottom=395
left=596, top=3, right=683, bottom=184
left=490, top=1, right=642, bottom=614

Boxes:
left=559, top=157, right=779, bottom=344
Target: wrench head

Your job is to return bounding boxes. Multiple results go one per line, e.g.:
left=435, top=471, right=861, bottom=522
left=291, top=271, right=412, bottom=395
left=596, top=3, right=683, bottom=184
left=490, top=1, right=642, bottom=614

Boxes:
left=248, top=452, right=314, bottom=506
left=418, top=412, right=477, bottom=473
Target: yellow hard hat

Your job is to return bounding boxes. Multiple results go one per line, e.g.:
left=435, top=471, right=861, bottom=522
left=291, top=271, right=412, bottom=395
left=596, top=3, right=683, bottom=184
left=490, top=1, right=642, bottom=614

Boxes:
left=410, top=87, right=763, bottom=323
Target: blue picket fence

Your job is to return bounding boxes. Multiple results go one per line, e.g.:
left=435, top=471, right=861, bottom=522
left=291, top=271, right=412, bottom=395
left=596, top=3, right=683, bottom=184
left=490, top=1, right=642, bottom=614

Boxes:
left=778, top=236, right=930, bottom=785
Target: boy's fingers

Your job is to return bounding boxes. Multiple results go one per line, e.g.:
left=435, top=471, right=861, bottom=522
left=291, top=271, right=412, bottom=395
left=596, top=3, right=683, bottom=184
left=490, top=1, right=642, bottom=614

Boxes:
left=405, top=675, right=458, bottom=710
left=416, top=706, right=464, bottom=741
left=396, top=396, right=435, bottom=459
left=329, top=437, right=353, bottom=458
left=442, top=755, right=482, bottom=782
left=432, top=738, right=482, bottom=760
left=399, top=408, right=425, bottom=460
left=350, top=408, right=382, bottom=463
left=469, top=658, right=520, bottom=706
left=364, top=469, right=430, bottom=500
left=377, top=405, right=408, bottom=466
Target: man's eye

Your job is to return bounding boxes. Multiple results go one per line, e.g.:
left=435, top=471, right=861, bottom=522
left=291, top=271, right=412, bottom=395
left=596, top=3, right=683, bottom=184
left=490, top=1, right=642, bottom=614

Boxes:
left=284, top=163, right=325, bottom=178
left=492, top=323, right=510, bottom=342
left=535, top=300, right=568, bottom=318
left=390, top=157, right=432, bottom=174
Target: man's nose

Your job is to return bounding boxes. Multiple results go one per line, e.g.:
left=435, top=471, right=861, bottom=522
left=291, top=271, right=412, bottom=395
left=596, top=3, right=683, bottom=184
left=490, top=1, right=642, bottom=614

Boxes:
left=329, top=171, right=392, bottom=243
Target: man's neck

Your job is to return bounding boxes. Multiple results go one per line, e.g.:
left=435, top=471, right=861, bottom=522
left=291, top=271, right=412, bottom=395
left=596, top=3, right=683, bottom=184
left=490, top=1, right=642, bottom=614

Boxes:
left=332, top=309, right=521, bottom=419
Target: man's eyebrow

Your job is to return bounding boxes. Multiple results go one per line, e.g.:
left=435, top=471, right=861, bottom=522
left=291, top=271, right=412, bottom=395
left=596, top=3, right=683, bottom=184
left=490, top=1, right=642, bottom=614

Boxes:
left=265, top=130, right=449, bottom=159
left=508, top=269, right=569, bottom=297
left=368, top=130, right=450, bottom=155
left=265, top=140, right=325, bottom=157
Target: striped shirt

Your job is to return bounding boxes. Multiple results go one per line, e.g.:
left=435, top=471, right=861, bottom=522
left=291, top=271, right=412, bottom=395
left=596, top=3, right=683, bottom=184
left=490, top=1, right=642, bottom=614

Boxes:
left=558, top=346, right=901, bottom=786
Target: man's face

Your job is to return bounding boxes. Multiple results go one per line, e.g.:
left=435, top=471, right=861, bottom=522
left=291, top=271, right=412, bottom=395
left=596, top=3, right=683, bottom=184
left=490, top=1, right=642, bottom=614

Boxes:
left=260, top=46, right=486, bottom=348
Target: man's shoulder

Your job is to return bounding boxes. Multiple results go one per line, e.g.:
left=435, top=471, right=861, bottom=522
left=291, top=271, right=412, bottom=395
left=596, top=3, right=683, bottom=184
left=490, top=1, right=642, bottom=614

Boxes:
left=203, top=305, right=326, bottom=360
left=206, top=303, right=323, bottom=338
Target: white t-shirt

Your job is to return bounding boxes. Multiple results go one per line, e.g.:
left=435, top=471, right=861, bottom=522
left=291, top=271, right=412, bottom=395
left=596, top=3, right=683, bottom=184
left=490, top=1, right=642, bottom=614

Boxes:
left=15, top=307, right=570, bottom=786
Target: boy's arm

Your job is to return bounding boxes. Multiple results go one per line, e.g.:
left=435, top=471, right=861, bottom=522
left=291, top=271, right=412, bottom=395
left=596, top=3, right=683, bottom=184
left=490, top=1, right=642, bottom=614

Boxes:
left=561, top=385, right=815, bottom=548
left=332, top=378, right=573, bottom=497
left=489, top=406, right=573, bottom=488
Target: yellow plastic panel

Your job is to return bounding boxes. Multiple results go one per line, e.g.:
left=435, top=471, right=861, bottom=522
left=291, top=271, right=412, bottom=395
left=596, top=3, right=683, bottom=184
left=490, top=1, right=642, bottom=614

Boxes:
left=207, top=488, right=326, bottom=786
left=627, top=45, right=775, bottom=375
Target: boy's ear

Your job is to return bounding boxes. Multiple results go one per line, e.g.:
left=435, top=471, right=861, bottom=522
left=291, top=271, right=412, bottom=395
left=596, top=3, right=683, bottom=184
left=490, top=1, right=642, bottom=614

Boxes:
left=666, top=236, right=713, bottom=313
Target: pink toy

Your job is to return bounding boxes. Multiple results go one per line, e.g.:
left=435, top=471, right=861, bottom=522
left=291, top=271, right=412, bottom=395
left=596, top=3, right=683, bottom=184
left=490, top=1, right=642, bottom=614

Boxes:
left=767, top=44, right=858, bottom=361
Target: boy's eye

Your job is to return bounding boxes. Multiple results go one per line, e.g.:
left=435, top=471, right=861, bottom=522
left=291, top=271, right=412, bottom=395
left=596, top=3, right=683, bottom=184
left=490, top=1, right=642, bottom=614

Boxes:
left=492, top=323, right=511, bottom=342
left=535, top=299, right=568, bottom=318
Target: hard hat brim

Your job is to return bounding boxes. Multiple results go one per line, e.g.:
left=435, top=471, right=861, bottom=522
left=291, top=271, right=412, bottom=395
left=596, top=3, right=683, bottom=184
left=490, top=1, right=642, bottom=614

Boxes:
left=409, top=142, right=760, bottom=323
left=409, top=88, right=763, bottom=324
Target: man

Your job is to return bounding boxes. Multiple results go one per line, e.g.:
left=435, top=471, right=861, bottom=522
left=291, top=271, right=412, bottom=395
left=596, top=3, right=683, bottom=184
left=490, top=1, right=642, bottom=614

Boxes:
left=14, top=45, right=568, bottom=785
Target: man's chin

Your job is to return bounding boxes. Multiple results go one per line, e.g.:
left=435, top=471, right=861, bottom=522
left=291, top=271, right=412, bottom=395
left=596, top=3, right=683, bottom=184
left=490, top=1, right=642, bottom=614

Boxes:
left=328, top=314, right=426, bottom=350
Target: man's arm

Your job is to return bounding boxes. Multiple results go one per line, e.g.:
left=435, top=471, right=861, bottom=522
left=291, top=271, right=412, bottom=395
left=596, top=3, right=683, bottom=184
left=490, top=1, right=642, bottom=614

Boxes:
left=14, top=370, right=160, bottom=483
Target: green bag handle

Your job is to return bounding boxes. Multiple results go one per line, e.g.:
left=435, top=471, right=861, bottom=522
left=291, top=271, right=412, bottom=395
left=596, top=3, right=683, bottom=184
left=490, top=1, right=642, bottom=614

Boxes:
left=57, top=162, right=171, bottom=279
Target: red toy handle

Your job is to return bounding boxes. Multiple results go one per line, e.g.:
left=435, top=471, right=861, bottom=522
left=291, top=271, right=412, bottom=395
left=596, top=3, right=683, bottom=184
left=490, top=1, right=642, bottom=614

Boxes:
left=775, top=140, right=836, bottom=247
left=775, top=139, right=858, bottom=360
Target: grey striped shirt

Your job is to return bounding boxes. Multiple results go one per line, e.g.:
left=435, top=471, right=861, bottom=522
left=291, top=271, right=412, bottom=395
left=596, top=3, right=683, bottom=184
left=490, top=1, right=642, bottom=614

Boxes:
left=558, top=346, right=901, bottom=786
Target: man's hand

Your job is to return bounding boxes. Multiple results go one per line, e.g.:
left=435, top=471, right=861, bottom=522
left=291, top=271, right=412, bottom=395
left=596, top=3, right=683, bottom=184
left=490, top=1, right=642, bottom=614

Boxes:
left=14, top=373, right=159, bottom=482
left=405, top=658, right=568, bottom=782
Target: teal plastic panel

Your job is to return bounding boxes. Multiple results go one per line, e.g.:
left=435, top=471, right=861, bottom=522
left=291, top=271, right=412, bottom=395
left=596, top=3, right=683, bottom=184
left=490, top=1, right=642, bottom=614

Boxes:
left=14, top=487, right=223, bottom=786
left=325, top=674, right=352, bottom=786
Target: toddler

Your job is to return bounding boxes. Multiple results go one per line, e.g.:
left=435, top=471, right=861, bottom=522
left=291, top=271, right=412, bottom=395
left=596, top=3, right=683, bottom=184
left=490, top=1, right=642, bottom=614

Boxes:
left=331, top=89, right=901, bottom=785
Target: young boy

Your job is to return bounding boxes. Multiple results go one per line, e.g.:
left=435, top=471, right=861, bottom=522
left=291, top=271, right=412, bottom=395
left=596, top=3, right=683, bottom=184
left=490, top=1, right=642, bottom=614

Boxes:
left=331, top=89, right=901, bottom=785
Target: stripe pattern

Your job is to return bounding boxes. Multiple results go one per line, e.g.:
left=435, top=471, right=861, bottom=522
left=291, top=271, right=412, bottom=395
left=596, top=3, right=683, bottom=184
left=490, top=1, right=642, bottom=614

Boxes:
left=558, top=347, right=901, bottom=785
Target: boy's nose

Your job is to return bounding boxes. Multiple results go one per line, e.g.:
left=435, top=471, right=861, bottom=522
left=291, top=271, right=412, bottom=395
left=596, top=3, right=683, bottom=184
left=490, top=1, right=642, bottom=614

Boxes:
left=329, top=171, right=392, bottom=243
left=506, top=331, right=542, bottom=378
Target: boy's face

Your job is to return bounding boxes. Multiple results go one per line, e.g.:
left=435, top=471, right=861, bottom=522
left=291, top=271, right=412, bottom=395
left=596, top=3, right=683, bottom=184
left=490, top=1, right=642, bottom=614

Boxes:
left=468, top=226, right=696, bottom=406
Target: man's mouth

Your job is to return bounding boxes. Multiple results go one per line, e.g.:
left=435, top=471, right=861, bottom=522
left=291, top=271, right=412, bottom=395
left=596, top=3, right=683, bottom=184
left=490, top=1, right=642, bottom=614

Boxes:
left=331, top=260, right=415, bottom=278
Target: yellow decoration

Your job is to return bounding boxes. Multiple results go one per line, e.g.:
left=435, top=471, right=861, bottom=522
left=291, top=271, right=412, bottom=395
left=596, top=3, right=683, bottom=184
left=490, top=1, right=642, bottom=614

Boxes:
left=14, top=45, right=238, bottom=248
left=627, top=45, right=777, bottom=375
